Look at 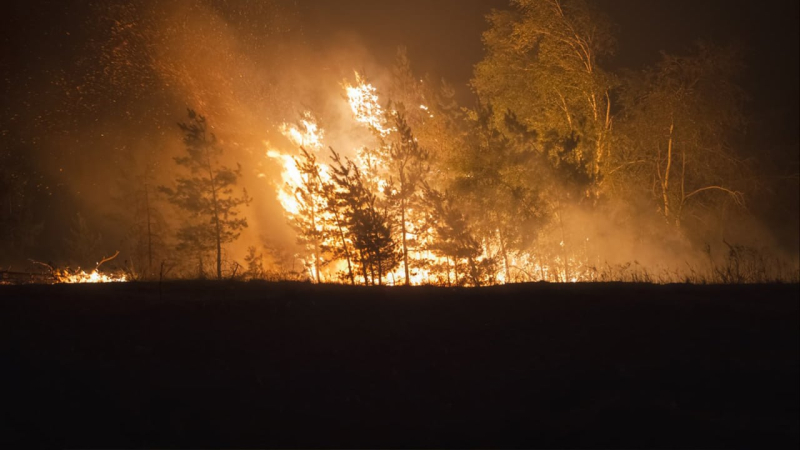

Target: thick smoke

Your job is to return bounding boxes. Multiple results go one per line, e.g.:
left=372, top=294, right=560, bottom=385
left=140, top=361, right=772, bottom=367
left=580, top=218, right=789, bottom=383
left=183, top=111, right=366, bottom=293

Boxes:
left=1, top=0, right=397, bottom=269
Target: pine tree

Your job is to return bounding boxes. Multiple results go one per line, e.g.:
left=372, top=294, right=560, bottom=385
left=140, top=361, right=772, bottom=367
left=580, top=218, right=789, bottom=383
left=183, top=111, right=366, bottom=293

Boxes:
left=160, top=109, right=251, bottom=279
left=329, top=148, right=398, bottom=285
left=64, top=212, right=103, bottom=269
left=385, top=112, right=429, bottom=285
left=422, top=186, right=484, bottom=286
left=114, top=149, right=166, bottom=279
left=287, top=146, right=330, bottom=283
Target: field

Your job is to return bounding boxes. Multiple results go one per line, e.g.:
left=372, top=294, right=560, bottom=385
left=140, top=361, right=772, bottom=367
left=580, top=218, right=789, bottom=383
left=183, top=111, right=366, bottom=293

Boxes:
left=1, top=281, right=798, bottom=448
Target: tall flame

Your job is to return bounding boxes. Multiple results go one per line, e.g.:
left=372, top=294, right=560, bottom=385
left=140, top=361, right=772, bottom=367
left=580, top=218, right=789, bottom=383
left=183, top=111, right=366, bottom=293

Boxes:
left=264, top=74, right=589, bottom=285
left=345, top=72, right=393, bottom=136
left=279, top=111, right=324, bottom=149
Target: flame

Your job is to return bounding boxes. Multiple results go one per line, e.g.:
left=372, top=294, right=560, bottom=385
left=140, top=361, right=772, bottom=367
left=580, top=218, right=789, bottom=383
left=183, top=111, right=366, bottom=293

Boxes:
left=261, top=72, right=608, bottom=286
left=345, top=72, right=393, bottom=136
left=266, top=111, right=336, bottom=281
left=280, top=111, right=324, bottom=149
left=267, top=146, right=303, bottom=215
left=56, top=270, right=128, bottom=283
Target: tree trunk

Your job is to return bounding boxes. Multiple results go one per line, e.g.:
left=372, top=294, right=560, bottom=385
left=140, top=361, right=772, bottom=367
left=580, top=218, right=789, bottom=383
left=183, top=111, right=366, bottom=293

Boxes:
left=498, top=228, right=510, bottom=283
left=661, top=119, right=675, bottom=222
left=377, top=256, right=383, bottom=286
left=401, top=198, right=410, bottom=285
left=676, top=149, right=686, bottom=228
left=215, top=226, right=222, bottom=280
left=145, top=184, right=153, bottom=278
left=333, top=212, right=355, bottom=285
left=556, top=206, right=569, bottom=282
left=205, top=142, right=223, bottom=280
left=310, top=206, right=321, bottom=284
left=359, top=250, right=369, bottom=285
left=446, top=256, right=451, bottom=287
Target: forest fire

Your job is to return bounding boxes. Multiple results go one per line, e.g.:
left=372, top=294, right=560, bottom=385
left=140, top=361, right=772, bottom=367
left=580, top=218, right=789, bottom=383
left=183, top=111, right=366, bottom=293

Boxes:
left=0, top=0, right=797, bottom=286
left=264, top=74, right=596, bottom=285
left=2, top=2, right=798, bottom=449
left=345, top=72, right=393, bottom=136
left=40, top=251, right=128, bottom=284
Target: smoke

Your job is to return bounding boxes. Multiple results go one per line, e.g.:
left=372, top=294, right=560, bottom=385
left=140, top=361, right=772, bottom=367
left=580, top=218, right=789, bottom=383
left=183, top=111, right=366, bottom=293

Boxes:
left=1, top=0, right=796, bottom=281
left=0, top=0, right=404, bottom=268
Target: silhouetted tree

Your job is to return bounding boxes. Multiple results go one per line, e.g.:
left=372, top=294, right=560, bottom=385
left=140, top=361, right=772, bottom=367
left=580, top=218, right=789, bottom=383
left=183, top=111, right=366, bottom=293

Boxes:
left=0, top=144, right=43, bottom=263
left=244, top=245, right=265, bottom=280
left=329, top=148, right=398, bottom=285
left=114, top=149, right=167, bottom=279
left=287, top=146, right=330, bottom=283
left=616, top=43, right=748, bottom=229
left=64, top=212, right=102, bottom=268
left=160, top=109, right=251, bottom=279
left=385, top=113, right=429, bottom=285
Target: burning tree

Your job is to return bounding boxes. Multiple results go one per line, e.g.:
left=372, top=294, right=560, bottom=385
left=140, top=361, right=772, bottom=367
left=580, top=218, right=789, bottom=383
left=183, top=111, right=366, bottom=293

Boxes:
left=160, top=109, right=251, bottom=280
left=329, top=149, right=398, bottom=285
left=286, top=146, right=331, bottom=283
left=385, top=112, right=430, bottom=285
left=423, top=186, right=487, bottom=286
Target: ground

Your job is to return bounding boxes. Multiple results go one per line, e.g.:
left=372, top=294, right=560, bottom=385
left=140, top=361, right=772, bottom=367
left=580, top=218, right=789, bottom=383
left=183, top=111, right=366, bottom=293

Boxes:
left=0, top=281, right=797, bottom=448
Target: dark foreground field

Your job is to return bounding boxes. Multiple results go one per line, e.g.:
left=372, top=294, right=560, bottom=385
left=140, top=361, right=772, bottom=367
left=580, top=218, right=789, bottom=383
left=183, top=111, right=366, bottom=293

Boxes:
left=1, top=282, right=797, bottom=448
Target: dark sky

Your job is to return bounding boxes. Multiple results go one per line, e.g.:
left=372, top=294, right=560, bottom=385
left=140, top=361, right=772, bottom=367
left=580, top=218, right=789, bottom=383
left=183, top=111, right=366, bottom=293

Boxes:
left=3, top=0, right=797, bottom=136
left=298, top=0, right=799, bottom=142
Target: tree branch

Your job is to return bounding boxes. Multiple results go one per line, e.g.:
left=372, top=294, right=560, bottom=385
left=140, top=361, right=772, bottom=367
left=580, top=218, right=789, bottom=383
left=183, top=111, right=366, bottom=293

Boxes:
left=96, top=250, right=120, bottom=271
left=684, top=185, right=745, bottom=205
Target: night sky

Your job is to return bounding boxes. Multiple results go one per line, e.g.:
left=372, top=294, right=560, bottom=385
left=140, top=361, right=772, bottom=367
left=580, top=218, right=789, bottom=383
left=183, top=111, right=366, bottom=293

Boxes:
left=299, top=0, right=799, bottom=142
left=4, top=0, right=797, bottom=144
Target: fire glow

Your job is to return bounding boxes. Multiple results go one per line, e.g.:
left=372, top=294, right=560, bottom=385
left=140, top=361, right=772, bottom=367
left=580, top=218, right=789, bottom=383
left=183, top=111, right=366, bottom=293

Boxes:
left=265, top=73, right=582, bottom=286
left=56, top=270, right=128, bottom=283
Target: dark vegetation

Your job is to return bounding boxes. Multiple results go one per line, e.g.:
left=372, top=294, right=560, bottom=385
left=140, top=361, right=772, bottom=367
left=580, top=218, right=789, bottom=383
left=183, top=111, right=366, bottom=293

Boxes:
left=1, top=281, right=797, bottom=448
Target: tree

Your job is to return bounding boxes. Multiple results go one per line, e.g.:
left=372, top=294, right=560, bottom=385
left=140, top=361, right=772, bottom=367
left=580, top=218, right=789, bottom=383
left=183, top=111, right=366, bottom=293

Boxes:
left=453, top=108, right=555, bottom=277
left=388, top=46, right=424, bottom=126
left=615, top=43, right=748, bottom=231
left=244, top=245, right=265, bottom=279
left=473, top=0, right=616, bottom=197
left=64, top=212, right=103, bottom=268
left=415, top=76, right=467, bottom=187
left=287, top=146, right=330, bottom=283
left=385, top=113, right=429, bottom=285
left=0, top=143, right=43, bottom=263
left=422, top=185, right=487, bottom=286
left=114, top=148, right=167, bottom=279
left=160, top=109, right=251, bottom=279
left=329, top=148, right=398, bottom=285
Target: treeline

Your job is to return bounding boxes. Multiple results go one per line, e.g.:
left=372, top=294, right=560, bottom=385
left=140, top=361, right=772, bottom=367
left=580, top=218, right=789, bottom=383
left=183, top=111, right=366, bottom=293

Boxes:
left=270, top=0, right=792, bottom=285
left=2, top=0, right=795, bottom=284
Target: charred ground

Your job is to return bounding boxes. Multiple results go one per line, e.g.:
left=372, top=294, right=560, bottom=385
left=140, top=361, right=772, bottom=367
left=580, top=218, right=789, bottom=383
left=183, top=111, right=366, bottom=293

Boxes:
left=1, top=282, right=798, bottom=448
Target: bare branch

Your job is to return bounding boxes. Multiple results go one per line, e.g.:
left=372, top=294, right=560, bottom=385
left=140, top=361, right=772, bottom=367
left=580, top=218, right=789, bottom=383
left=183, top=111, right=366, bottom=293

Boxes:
left=96, top=250, right=121, bottom=270
left=608, top=159, right=650, bottom=175
left=28, top=259, right=55, bottom=274
left=684, top=185, right=745, bottom=205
